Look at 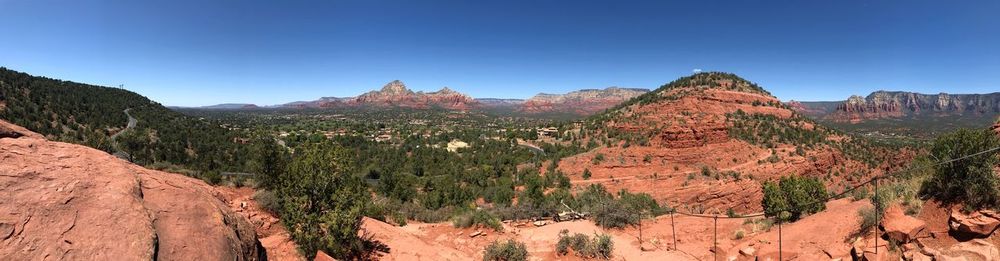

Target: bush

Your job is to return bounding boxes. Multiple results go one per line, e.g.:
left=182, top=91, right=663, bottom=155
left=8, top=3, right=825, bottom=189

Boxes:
left=483, top=239, right=528, bottom=261
left=582, top=168, right=592, bottom=180
left=858, top=206, right=880, bottom=233
left=920, top=128, right=1000, bottom=210
left=851, top=186, right=869, bottom=201
left=761, top=175, right=828, bottom=221
left=556, top=230, right=571, bottom=255
left=593, top=234, right=614, bottom=259
left=578, top=185, right=663, bottom=229
left=278, top=142, right=388, bottom=260
left=253, top=190, right=281, bottom=215
left=201, top=170, right=222, bottom=185
left=591, top=199, right=639, bottom=229
left=454, top=210, right=503, bottom=232
left=592, top=153, right=605, bottom=165
left=555, top=232, right=614, bottom=259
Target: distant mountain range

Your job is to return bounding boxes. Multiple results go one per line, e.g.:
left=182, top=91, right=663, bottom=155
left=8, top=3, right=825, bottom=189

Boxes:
left=198, top=80, right=649, bottom=116
left=788, top=91, right=1000, bottom=137
left=790, top=91, right=1000, bottom=122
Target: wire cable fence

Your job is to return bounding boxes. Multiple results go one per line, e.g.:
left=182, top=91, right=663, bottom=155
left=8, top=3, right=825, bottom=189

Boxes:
left=652, top=145, right=1000, bottom=261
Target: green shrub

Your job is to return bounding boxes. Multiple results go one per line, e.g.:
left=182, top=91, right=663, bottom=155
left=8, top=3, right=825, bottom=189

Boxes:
left=201, top=170, right=222, bottom=185
left=253, top=190, right=281, bottom=215
left=858, top=206, right=880, bottom=233
left=555, top=232, right=614, bottom=259
left=761, top=175, right=828, bottom=221
left=919, top=128, right=1000, bottom=210
left=453, top=210, right=503, bottom=232
left=582, top=168, right=592, bottom=180
left=851, top=186, right=869, bottom=202
left=592, top=153, right=605, bottom=165
left=593, top=233, right=614, bottom=259
left=592, top=199, right=639, bottom=229
left=483, top=239, right=528, bottom=261
left=726, top=208, right=740, bottom=218
left=569, top=233, right=591, bottom=255
left=278, top=142, right=388, bottom=260
left=556, top=230, right=571, bottom=255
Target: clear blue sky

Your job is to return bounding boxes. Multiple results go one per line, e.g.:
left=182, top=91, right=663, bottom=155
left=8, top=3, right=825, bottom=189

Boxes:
left=1, top=0, right=997, bottom=106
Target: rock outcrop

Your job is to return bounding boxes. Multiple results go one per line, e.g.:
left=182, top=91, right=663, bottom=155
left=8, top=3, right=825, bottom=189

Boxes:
left=795, top=91, right=1000, bottom=123
left=0, top=120, right=265, bottom=260
left=519, top=87, right=649, bottom=115
left=881, top=205, right=927, bottom=243
left=557, top=72, right=879, bottom=213
left=286, top=80, right=479, bottom=110
left=935, top=239, right=1000, bottom=260
left=949, top=208, right=1000, bottom=238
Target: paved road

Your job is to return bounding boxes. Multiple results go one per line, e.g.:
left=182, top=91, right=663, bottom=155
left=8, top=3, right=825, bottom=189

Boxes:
left=110, top=108, right=136, bottom=160
left=110, top=108, right=136, bottom=141
left=516, top=139, right=546, bottom=156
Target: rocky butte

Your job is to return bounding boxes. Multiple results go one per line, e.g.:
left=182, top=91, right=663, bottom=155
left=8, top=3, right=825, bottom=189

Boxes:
left=554, top=72, right=897, bottom=213
left=283, top=80, right=479, bottom=110
left=0, top=120, right=266, bottom=260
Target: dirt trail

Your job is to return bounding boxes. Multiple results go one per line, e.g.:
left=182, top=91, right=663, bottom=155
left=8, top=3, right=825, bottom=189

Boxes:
left=360, top=198, right=872, bottom=261
left=570, top=148, right=775, bottom=185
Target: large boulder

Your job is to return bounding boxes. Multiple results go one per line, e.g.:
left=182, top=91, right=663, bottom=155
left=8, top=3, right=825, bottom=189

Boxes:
left=949, top=208, right=1000, bottom=238
left=0, top=120, right=265, bottom=260
left=882, top=205, right=927, bottom=243
left=851, top=237, right=888, bottom=261
left=934, top=239, right=1000, bottom=261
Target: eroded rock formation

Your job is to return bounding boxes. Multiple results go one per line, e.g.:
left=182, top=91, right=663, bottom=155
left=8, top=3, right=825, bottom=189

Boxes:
left=0, top=120, right=266, bottom=260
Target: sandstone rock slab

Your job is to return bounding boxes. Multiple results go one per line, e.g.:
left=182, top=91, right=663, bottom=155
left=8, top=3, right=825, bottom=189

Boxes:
left=0, top=120, right=265, bottom=260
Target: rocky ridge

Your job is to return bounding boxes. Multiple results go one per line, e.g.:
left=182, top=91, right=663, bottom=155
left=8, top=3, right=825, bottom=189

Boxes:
left=795, top=91, right=1000, bottom=123
left=259, top=82, right=651, bottom=116
left=0, top=120, right=265, bottom=260
left=519, top=87, right=649, bottom=115
left=287, top=80, right=479, bottom=110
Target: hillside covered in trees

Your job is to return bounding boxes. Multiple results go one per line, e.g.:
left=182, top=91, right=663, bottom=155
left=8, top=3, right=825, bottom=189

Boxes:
left=0, top=67, right=249, bottom=172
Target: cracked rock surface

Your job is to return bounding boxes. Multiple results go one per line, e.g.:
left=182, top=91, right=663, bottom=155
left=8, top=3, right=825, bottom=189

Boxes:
left=0, top=120, right=265, bottom=260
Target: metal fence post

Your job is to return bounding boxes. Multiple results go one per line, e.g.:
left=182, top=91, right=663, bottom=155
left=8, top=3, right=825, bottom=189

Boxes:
left=671, top=210, right=678, bottom=251
left=713, top=216, right=718, bottom=261
left=778, top=218, right=782, bottom=261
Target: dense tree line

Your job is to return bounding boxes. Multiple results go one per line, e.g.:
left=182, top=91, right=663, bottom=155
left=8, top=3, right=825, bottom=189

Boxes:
left=0, top=67, right=251, bottom=173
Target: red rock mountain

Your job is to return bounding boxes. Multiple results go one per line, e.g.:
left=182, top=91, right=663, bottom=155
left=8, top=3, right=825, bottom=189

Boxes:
left=285, top=80, right=479, bottom=110
left=278, top=82, right=649, bottom=116
left=0, top=120, right=265, bottom=260
left=555, top=72, right=890, bottom=213
left=519, top=87, right=649, bottom=115
left=794, top=91, right=1000, bottom=123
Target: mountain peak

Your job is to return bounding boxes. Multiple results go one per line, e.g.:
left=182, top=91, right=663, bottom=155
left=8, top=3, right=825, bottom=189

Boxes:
left=653, top=72, right=771, bottom=96
left=437, top=86, right=455, bottom=94
left=380, top=80, right=411, bottom=95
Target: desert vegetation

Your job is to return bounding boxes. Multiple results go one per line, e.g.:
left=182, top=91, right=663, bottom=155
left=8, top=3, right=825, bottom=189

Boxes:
left=555, top=229, right=614, bottom=259
left=761, top=175, right=828, bottom=221
left=919, top=128, right=1000, bottom=210
left=482, top=239, right=528, bottom=261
